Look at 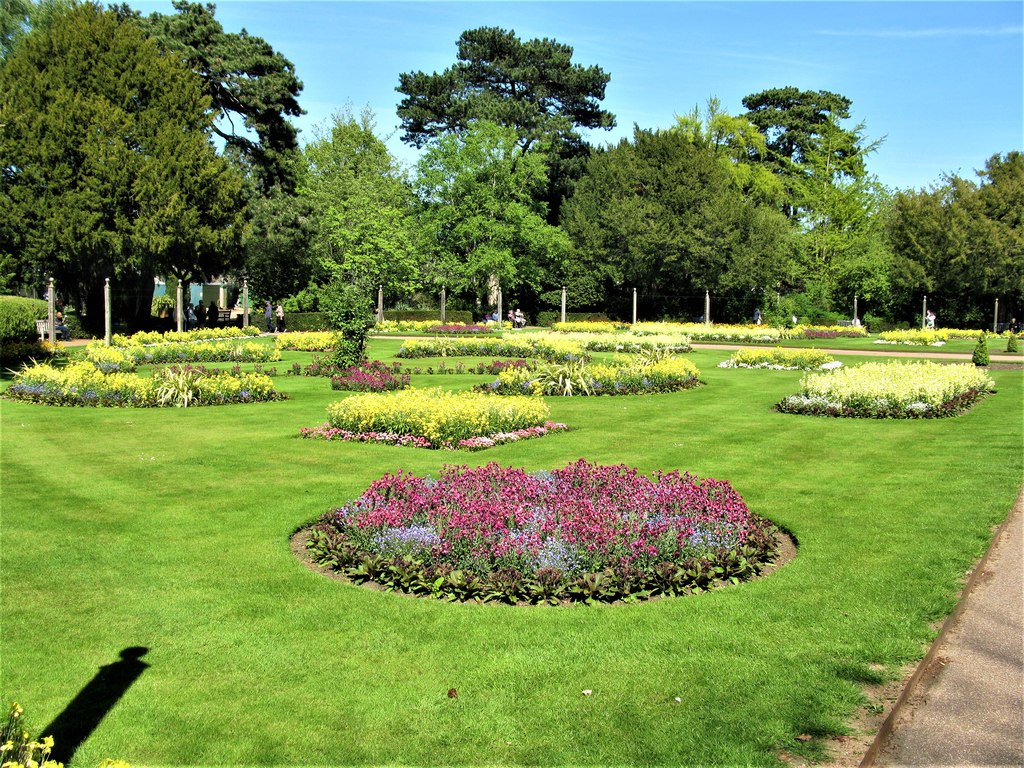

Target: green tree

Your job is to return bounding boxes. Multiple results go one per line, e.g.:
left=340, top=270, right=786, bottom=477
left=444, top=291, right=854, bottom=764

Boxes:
left=791, top=125, right=895, bottom=314
left=301, top=108, right=422, bottom=298
left=397, top=26, right=615, bottom=225
left=0, top=4, right=244, bottom=330
left=673, top=97, right=784, bottom=205
left=239, top=185, right=314, bottom=304
left=415, top=120, right=570, bottom=310
left=0, top=0, right=73, bottom=61
left=887, top=153, right=1024, bottom=326
left=397, top=26, right=614, bottom=152
left=132, top=0, right=304, bottom=193
left=560, top=128, right=793, bottom=320
left=742, top=87, right=867, bottom=178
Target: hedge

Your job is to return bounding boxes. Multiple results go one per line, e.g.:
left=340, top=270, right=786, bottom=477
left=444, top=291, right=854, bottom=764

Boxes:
left=383, top=309, right=474, bottom=324
left=536, top=311, right=611, bottom=327
left=278, top=312, right=330, bottom=332
left=0, top=295, right=47, bottom=343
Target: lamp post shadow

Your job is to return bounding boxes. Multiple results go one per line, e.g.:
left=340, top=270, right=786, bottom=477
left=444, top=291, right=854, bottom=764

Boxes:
left=44, top=647, right=150, bottom=765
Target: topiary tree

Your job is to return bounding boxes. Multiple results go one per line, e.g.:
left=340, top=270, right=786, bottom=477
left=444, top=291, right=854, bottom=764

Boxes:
left=1007, top=333, right=1019, bottom=353
left=320, top=281, right=374, bottom=368
left=972, top=333, right=989, bottom=367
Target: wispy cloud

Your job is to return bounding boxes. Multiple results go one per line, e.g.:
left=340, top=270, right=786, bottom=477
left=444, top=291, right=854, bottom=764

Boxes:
left=817, top=25, right=1023, bottom=39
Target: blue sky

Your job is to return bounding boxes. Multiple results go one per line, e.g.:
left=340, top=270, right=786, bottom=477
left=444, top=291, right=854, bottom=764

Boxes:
left=128, top=0, right=1023, bottom=192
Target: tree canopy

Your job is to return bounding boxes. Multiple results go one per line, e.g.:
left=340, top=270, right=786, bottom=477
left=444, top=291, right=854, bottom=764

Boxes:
left=742, top=86, right=867, bottom=179
left=886, top=152, right=1023, bottom=326
left=134, top=0, right=305, bottom=193
left=415, top=120, right=570, bottom=308
left=0, top=3, right=244, bottom=327
left=397, top=26, right=615, bottom=153
left=560, top=127, right=793, bottom=320
left=300, top=109, right=422, bottom=297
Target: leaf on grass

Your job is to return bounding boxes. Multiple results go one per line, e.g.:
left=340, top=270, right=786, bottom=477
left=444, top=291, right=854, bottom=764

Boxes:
left=447, top=688, right=458, bottom=698
left=795, top=733, right=812, bottom=742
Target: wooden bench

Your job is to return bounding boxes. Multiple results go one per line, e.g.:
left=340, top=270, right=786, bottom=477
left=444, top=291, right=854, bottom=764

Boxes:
left=36, top=319, right=50, bottom=341
left=217, top=309, right=233, bottom=325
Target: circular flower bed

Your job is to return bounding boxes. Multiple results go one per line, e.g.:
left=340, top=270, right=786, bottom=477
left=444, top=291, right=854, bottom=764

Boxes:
left=303, top=460, right=780, bottom=604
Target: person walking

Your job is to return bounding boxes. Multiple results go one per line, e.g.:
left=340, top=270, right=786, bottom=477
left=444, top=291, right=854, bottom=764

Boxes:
left=275, top=303, right=285, bottom=333
left=264, top=301, right=274, bottom=333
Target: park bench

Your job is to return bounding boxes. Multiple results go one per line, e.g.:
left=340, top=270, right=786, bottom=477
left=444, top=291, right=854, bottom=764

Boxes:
left=36, top=319, right=49, bottom=341
left=217, top=309, right=233, bottom=326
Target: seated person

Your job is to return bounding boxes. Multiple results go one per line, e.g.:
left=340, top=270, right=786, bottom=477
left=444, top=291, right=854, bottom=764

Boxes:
left=55, top=312, right=71, bottom=341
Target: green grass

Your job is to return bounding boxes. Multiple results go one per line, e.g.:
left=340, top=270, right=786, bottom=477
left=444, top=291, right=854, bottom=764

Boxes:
left=1, top=344, right=1021, bottom=766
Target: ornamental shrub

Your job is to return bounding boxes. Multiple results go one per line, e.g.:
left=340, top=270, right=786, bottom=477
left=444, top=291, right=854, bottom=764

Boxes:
left=972, top=333, right=989, bottom=367
left=0, top=295, right=46, bottom=343
left=535, top=311, right=610, bottom=327
left=304, top=460, right=779, bottom=603
left=1007, top=333, right=1020, bottom=353
left=480, top=357, right=701, bottom=397
left=86, top=340, right=278, bottom=368
left=0, top=296, right=51, bottom=364
left=383, top=309, right=473, bottom=324
left=275, top=332, right=341, bottom=352
left=550, top=321, right=624, bottom=333
left=110, top=327, right=260, bottom=346
left=320, top=283, right=375, bottom=368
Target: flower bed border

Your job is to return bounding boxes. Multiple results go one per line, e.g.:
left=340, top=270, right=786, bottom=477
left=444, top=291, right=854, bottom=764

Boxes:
left=776, top=389, right=991, bottom=419
left=298, top=420, right=569, bottom=450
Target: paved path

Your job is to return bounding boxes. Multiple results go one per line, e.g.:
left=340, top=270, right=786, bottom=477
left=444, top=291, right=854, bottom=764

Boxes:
left=867, top=490, right=1024, bottom=767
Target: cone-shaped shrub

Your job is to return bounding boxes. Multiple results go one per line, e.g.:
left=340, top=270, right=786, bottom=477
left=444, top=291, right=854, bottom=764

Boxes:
left=972, top=333, right=989, bottom=367
left=1007, top=333, right=1019, bottom=353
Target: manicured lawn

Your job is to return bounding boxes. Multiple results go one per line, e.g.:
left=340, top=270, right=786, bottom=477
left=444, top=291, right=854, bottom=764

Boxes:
left=1, top=342, right=1021, bottom=766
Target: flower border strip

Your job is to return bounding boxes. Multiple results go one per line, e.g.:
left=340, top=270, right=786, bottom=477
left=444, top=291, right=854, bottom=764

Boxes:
left=299, top=421, right=569, bottom=450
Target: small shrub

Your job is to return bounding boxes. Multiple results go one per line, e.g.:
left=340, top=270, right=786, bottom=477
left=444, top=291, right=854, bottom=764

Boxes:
left=320, top=283, right=375, bottom=368
left=532, top=359, right=592, bottom=396
left=0, top=295, right=47, bottom=343
left=972, top=333, right=989, bottom=367
left=1005, top=333, right=1019, bottom=353
left=718, top=347, right=839, bottom=371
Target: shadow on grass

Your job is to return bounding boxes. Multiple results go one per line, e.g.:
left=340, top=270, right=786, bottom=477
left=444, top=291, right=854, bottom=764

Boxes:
left=44, top=647, right=149, bottom=764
